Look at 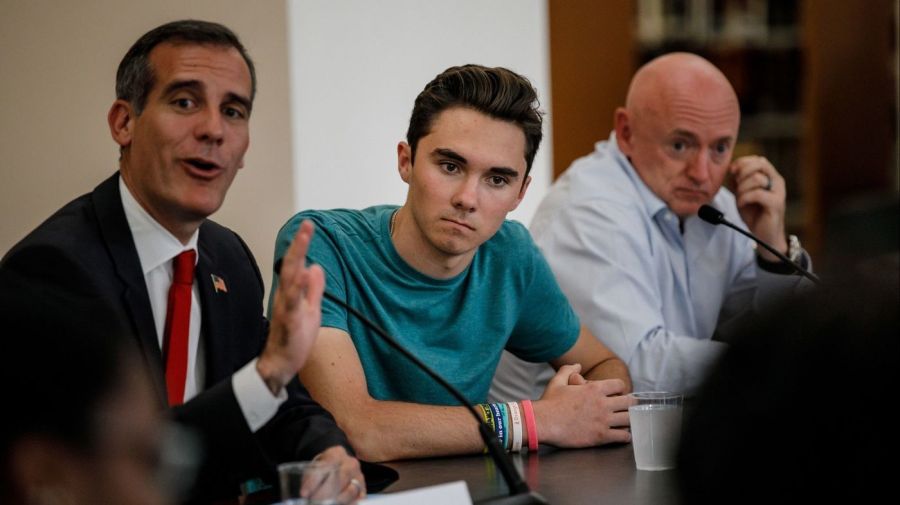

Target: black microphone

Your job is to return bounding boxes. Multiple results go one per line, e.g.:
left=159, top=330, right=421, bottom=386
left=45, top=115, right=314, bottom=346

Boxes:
left=321, top=291, right=547, bottom=505
left=698, top=204, right=820, bottom=285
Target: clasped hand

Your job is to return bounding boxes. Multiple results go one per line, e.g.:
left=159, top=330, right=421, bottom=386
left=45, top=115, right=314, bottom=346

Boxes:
left=534, top=363, right=634, bottom=448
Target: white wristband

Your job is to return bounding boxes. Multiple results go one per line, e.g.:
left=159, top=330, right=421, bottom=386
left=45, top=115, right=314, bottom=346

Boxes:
left=507, top=401, right=523, bottom=453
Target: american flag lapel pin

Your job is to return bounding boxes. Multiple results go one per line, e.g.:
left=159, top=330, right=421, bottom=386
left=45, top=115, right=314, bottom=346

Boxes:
left=211, top=274, right=228, bottom=294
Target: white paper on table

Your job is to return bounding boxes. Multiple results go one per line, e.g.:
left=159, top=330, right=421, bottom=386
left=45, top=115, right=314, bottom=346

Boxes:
left=359, top=480, right=472, bottom=505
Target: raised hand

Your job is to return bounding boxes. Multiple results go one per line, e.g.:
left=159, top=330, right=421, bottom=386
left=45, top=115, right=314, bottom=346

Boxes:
left=257, top=220, right=325, bottom=393
left=729, top=155, right=788, bottom=259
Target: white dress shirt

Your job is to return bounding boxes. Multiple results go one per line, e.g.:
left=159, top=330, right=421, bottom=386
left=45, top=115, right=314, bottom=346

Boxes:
left=120, top=178, right=284, bottom=430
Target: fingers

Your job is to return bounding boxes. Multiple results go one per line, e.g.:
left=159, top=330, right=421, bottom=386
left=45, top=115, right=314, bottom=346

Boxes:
left=537, top=375, right=635, bottom=447
left=603, top=427, right=633, bottom=444
left=334, top=467, right=365, bottom=504
left=547, top=363, right=582, bottom=389
left=730, top=155, right=784, bottom=199
left=734, top=169, right=774, bottom=195
left=729, top=155, right=787, bottom=242
left=314, top=446, right=365, bottom=504
left=260, top=221, right=323, bottom=388
left=304, top=264, right=325, bottom=312
left=279, top=221, right=313, bottom=276
left=292, top=220, right=316, bottom=261
left=730, top=155, right=775, bottom=181
left=335, top=478, right=365, bottom=504
left=602, top=392, right=635, bottom=414
left=279, top=220, right=316, bottom=300
left=275, top=221, right=322, bottom=320
left=568, top=372, right=587, bottom=386
left=734, top=175, right=780, bottom=210
left=593, top=378, right=627, bottom=397
left=590, top=395, right=633, bottom=443
left=735, top=187, right=777, bottom=215
left=609, top=410, right=631, bottom=428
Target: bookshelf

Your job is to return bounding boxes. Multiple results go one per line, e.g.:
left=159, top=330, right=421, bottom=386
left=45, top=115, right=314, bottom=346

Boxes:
left=634, top=0, right=806, bottom=233
left=548, top=0, right=897, bottom=259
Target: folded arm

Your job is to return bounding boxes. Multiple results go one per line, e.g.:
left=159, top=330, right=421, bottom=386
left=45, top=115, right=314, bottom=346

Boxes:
left=554, top=325, right=631, bottom=388
left=304, top=325, right=638, bottom=461
left=538, top=201, right=731, bottom=395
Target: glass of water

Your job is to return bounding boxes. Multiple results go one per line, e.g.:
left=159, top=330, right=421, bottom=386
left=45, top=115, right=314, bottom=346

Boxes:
left=628, top=392, right=683, bottom=471
left=277, top=460, right=340, bottom=504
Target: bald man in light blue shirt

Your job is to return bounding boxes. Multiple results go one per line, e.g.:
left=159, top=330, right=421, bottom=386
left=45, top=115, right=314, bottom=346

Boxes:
left=491, top=53, right=813, bottom=399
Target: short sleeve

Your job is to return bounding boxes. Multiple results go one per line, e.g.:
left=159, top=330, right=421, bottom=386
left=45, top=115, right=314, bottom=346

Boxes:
left=269, top=213, right=349, bottom=332
left=504, top=236, right=580, bottom=363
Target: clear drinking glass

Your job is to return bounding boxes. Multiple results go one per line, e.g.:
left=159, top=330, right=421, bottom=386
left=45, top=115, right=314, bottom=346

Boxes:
left=628, top=392, right=683, bottom=471
left=277, top=460, right=341, bottom=505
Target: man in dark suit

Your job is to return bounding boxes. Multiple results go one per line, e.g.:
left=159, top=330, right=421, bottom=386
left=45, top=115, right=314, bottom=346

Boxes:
left=1, top=20, right=365, bottom=504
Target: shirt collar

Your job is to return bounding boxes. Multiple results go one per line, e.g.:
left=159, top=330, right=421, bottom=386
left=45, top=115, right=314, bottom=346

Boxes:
left=606, top=132, right=673, bottom=222
left=119, top=176, right=199, bottom=275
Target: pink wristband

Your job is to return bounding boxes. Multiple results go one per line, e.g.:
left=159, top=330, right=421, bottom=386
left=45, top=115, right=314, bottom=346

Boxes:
left=521, top=400, right=538, bottom=452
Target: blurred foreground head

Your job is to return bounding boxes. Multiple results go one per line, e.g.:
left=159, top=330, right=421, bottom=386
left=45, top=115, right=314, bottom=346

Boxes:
left=678, top=267, right=898, bottom=503
left=0, top=263, right=167, bottom=505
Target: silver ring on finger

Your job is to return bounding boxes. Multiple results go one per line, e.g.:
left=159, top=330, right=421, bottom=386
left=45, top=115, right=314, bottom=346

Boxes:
left=764, top=174, right=773, bottom=191
left=349, top=478, right=364, bottom=497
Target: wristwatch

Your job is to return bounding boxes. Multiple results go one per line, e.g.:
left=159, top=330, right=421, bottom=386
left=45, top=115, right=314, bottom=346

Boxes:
left=787, top=234, right=803, bottom=264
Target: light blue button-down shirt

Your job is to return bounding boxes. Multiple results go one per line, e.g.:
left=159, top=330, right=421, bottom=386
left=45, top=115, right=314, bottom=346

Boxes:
left=490, top=133, right=810, bottom=398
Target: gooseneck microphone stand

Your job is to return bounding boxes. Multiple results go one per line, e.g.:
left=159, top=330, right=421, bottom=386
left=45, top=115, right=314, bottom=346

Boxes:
left=323, top=291, right=548, bottom=505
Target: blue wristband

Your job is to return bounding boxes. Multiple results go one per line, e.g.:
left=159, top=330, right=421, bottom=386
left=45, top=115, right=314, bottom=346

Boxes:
left=497, top=402, right=511, bottom=451
left=489, top=402, right=506, bottom=450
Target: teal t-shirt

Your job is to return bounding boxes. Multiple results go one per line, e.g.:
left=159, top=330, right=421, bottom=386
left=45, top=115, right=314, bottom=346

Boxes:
left=271, top=205, right=580, bottom=405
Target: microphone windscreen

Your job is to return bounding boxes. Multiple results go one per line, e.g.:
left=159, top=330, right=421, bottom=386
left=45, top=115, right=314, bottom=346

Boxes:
left=698, top=205, right=724, bottom=224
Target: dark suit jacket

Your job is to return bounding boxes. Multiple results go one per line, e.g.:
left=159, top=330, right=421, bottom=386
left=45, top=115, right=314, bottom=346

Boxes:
left=1, top=173, right=351, bottom=502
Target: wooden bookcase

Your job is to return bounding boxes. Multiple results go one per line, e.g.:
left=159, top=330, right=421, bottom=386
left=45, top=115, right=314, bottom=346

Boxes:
left=548, top=0, right=897, bottom=259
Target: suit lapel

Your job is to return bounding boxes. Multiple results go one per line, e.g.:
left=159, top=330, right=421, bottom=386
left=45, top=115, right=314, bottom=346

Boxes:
left=92, top=174, right=167, bottom=404
left=196, top=227, right=235, bottom=388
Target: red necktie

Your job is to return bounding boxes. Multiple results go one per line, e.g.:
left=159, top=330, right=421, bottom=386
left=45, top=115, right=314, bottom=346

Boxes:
left=163, top=250, right=196, bottom=406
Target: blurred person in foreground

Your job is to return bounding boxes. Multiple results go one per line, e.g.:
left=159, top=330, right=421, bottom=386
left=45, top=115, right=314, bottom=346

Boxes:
left=678, top=265, right=897, bottom=503
left=0, top=266, right=169, bottom=505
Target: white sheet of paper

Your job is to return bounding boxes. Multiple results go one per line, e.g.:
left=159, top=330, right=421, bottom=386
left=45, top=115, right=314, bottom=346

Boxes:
left=359, top=480, right=472, bottom=505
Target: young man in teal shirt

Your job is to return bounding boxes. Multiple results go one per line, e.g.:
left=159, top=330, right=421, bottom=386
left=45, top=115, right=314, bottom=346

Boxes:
left=272, top=65, right=632, bottom=461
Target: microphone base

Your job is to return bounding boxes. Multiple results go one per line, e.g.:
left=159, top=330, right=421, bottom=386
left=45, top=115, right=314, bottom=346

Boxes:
left=475, top=491, right=550, bottom=505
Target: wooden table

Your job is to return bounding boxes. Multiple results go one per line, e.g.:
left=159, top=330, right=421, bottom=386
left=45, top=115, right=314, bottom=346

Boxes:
left=383, top=444, right=680, bottom=504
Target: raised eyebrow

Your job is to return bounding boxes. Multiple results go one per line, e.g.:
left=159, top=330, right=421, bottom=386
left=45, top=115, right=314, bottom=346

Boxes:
left=432, top=148, right=467, bottom=165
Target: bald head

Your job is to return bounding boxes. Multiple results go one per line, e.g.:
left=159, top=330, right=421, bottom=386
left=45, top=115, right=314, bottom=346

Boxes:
left=625, top=52, right=739, bottom=125
left=615, top=53, right=741, bottom=218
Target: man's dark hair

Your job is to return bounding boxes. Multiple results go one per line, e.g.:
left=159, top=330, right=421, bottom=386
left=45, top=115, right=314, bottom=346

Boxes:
left=406, top=64, right=544, bottom=176
left=116, top=19, right=256, bottom=114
